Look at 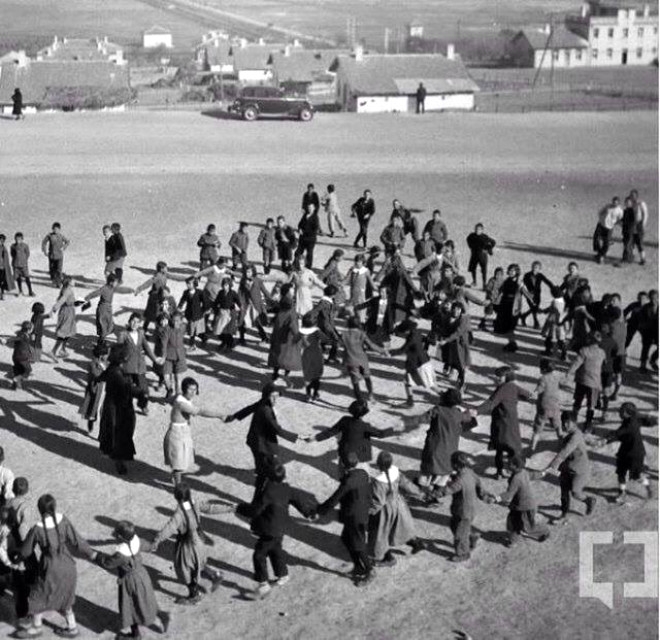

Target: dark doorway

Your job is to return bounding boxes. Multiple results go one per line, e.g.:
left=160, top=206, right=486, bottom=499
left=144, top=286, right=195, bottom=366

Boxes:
left=622, top=49, right=628, bottom=64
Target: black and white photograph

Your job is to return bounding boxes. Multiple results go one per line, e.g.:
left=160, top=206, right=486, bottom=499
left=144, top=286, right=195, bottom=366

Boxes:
left=0, top=0, right=657, bottom=638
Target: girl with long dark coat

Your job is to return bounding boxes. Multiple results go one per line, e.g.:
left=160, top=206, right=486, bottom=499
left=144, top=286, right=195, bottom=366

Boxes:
left=95, top=520, right=166, bottom=638
left=475, top=367, right=532, bottom=479
left=16, top=495, right=96, bottom=639
left=319, top=249, right=347, bottom=306
left=78, top=341, right=109, bottom=434
left=408, top=388, right=476, bottom=489
left=268, top=297, right=302, bottom=383
left=436, top=302, right=471, bottom=389
left=494, top=264, right=534, bottom=352
left=368, top=452, right=425, bottom=566
left=374, top=246, right=418, bottom=338
left=12, top=88, right=23, bottom=120
left=98, top=345, right=142, bottom=475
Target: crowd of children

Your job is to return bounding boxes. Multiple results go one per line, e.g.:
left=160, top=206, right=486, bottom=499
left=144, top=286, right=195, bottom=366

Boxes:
left=0, top=185, right=657, bottom=634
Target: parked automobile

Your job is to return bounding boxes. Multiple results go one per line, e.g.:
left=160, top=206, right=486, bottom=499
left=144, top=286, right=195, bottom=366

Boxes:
left=228, top=86, right=314, bottom=121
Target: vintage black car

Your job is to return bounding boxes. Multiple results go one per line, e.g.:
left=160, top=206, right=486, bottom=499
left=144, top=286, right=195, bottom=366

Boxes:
left=229, top=86, right=314, bottom=121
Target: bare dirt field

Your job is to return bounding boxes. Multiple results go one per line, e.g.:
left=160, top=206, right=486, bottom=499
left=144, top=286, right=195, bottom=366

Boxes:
left=0, top=110, right=657, bottom=640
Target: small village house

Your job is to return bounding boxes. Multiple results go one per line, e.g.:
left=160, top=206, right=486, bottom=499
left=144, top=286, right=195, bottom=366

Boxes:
left=565, top=0, right=658, bottom=65
left=143, top=26, right=173, bottom=49
left=330, top=47, right=479, bottom=113
left=230, top=40, right=294, bottom=84
left=269, top=46, right=346, bottom=103
left=508, top=24, right=590, bottom=68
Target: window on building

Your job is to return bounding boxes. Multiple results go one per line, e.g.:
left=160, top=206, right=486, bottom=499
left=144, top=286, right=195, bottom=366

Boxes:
left=576, top=49, right=583, bottom=60
left=638, top=27, right=644, bottom=37
left=654, top=27, right=658, bottom=35
left=606, top=48, right=613, bottom=59
left=553, top=49, right=559, bottom=60
left=623, top=28, right=629, bottom=37
left=653, top=47, right=658, bottom=56
left=564, top=50, right=571, bottom=64
left=593, top=28, right=599, bottom=38
left=608, top=28, right=614, bottom=38
left=592, top=48, right=598, bottom=59
left=637, top=47, right=643, bottom=58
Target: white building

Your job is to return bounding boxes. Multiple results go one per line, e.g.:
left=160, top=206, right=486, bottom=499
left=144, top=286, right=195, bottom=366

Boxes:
left=566, top=1, right=658, bottom=65
left=36, top=36, right=126, bottom=65
left=330, top=48, right=479, bottom=113
left=143, top=26, right=173, bottom=49
left=509, top=24, right=590, bottom=68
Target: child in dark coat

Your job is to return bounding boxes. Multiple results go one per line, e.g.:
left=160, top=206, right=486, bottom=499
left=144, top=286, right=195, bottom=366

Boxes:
left=11, top=233, right=33, bottom=297
left=164, top=312, right=188, bottom=396
left=178, top=277, right=205, bottom=351
left=95, top=520, right=167, bottom=639
left=258, top=219, right=277, bottom=275
left=78, top=341, right=109, bottom=433
left=490, top=455, right=549, bottom=547
left=250, top=464, right=316, bottom=599
left=3, top=321, right=34, bottom=390
left=597, top=402, right=655, bottom=503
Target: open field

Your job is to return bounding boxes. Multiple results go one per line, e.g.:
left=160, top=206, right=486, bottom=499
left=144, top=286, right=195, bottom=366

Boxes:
left=0, top=110, right=657, bottom=640
left=0, top=0, right=615, bottom=52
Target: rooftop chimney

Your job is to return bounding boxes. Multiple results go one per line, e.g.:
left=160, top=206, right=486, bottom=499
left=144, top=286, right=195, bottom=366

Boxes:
left=258, top=37, right=265, bottom=46
left=644, top=4, right=650, bottom=17
left=284, top=44, right=291, bottom=57
left=354, top=44, right=364, bottom=61
left=293, top=38, right=301, bottom=47
left=543, top=23, right=551, bottom=35
left=446, top=43, right=455, bottom=60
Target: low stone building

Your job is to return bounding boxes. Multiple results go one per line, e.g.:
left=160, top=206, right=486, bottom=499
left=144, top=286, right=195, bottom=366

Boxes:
left=330, top=48, right=479, bottom=113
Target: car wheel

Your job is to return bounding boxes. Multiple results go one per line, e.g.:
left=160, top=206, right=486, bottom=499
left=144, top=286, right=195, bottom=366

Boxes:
left=299, top=108, right=313, bottom=122
left=243, top=106, right=258, bottom=121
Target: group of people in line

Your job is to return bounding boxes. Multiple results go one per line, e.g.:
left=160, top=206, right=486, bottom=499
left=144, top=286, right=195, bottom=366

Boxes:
left=0, top=182, right=656, bottom=638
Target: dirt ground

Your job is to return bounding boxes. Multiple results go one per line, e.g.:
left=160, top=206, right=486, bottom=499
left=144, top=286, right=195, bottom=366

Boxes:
left=0, top=110, right=657, bottom=640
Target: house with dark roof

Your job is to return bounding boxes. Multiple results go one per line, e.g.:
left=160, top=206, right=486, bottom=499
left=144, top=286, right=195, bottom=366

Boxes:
left=269, top=47, right=348, bottom=102
left=509, top=24, right=590, bottom=68
left=0, top=60, right=132, bottom=112
left=330, top=49, right=479, bottom=113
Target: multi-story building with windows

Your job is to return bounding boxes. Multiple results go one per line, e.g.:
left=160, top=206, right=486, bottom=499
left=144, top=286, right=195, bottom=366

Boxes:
left=566, top=1, right=658, bottom=66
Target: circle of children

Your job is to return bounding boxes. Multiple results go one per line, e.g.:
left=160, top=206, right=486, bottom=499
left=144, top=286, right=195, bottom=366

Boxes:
left=0, top=184, right=657, bottom=639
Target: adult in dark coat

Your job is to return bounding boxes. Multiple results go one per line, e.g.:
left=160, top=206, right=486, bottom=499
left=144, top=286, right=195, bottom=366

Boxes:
left=413, top=389, right=476, bottom=486
left=439, top=451, right=488, bottom=561
left=494, top=264, right=535, bottom=352
left=475, top=367, right=532, bottom=478
left=307, top=400, right=397, bottom=468
left=250, top=464, right=316, bottom=598
left=638, top=290, right=658, bottom=372
left=98, top=344, right=143, bottom=475
left=466, top=223, right=496, bottom=290
left=12, top=88, right=23, bottom=120
left=520, top=261, right=554, bottom=329
left=374, top=247, right=418, bottom=337
left=316, top=453, right=373, bottom=585
left=268, top=298, right=302, bottom=380
left=301, top=184, right=320, bottom=216
left=305, top=285, right=341, bottom=361
left=226, top=382, right=300, bottom=499
left=351, top=190, right=375, bottom=249
left=436, top=302, right=471, bottom=389
left=295, top=206, right=320, bottom=269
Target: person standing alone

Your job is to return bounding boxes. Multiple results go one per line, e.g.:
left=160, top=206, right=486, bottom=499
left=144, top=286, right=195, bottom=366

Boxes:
left=416, top=82, right=426, bottom=114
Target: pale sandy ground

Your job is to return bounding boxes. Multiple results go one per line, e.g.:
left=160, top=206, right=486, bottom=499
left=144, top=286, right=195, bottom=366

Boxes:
left=0, top=110, right=657, bottom=640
